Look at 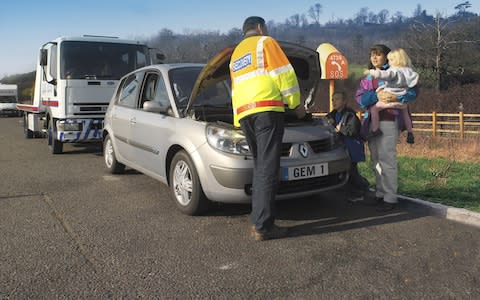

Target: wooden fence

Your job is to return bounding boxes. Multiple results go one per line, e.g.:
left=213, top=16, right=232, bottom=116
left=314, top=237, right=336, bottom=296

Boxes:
left=410, top=112, right=480, bottom=138
left=315, top=112, right=480, bottom=138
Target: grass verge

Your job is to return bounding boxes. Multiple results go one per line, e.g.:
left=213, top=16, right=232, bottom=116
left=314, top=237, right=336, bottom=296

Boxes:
left=358, top=135, right=480, bottom=212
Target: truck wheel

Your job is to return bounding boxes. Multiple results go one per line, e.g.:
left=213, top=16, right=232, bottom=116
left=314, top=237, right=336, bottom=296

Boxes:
left=23, top=114, right=33, bottom=139
left=47, top=118, right=63, bottom=154
left=104, top=135, right=125, bottom=174
left=169, top=150, right=209, bottom=215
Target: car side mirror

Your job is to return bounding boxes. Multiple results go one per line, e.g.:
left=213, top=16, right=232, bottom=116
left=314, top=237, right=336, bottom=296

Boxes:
left=143, top=100, right=168, bottom=114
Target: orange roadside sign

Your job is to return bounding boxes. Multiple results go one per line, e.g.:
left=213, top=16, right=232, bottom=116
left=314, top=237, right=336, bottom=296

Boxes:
left=317, top=43, right=349, bottom=111
left=317, top=43, right=348, bottom=79
left=325, top=52, right=348, bottom=79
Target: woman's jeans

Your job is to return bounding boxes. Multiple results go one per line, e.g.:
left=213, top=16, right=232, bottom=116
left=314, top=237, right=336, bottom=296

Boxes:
left=368, top=120, right=399, bottom=203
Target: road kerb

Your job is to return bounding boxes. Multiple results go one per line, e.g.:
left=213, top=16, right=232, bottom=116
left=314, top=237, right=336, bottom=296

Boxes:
left=398, top=194, right=480, bottom=228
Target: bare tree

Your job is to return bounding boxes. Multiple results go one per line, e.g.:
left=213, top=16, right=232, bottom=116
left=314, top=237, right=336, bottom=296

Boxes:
left=378, top=9, right=389, bottom=24
left=413, top=4, right=423, bottom=17
left=300, top=14, right=309, bottom=28
left=407, top=14, right=452, bottom=90
left=288, top=14, right=301, bottom=28
left=391, top=11, right=405, bottom=23
left=226, top=28, right=242, bottom=45
left=368, top=12, right=378, bottom=23
left=407, top=12, right=480, bottom=90
left=354, top=7, right=369, bottom=25
left=308, top=3, right=322, bottom=25
left=455, top=1, right=472, bottom=15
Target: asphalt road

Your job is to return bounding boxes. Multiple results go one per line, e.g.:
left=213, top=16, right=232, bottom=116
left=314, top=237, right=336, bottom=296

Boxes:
left=1, top=116, right=479, bottom=299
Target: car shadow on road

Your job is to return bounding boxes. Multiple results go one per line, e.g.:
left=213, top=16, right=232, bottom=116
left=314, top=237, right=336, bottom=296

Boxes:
left=207, top=202, right=252, bottom=216
left=61, top=142, right=103, bottom=155
left=275, top=190, right=431, bottom=237
left=203, top=189, right=431, bottom=236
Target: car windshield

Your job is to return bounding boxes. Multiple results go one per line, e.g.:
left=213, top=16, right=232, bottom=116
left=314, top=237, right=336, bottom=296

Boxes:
left=169, top=67, right=231, bottom=110
left=60, top=41, right=149, bottom=80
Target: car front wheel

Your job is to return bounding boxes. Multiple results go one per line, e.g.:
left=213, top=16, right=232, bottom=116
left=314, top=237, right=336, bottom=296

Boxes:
left=169, top=150, right=209, bottom=215
left=104, top=135, right=125, bottom=174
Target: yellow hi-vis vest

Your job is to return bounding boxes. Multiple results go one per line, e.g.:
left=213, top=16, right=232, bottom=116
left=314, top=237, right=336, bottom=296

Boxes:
left=229, top=35, right=301, bottom=127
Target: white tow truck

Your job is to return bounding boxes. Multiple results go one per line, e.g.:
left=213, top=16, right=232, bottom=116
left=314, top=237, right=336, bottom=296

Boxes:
left=18, top=35, right=160, bottom=153
left=0, top=84, right=21, bottom=117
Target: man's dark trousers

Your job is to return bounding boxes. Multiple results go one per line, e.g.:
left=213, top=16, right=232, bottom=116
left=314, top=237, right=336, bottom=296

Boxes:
left=239, top=111, right=284, bottom=233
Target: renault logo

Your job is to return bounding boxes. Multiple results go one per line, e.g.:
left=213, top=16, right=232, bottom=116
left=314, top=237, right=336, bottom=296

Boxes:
left=299, top=143, right=309, bottom=158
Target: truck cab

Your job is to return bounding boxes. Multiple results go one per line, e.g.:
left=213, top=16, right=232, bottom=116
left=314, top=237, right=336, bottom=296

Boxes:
left=19, top=35, right=156, bottom=153
left=0, top=84, right=21, bottom=117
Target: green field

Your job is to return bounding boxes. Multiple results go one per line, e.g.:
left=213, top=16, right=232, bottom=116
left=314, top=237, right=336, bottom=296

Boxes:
left=348, top=64, right=366, bottom=81
left=358, top=156, right=480, bottom=212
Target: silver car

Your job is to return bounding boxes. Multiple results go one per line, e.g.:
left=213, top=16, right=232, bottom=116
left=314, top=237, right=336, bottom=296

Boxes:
left=103, top=42, right=350, bottom=215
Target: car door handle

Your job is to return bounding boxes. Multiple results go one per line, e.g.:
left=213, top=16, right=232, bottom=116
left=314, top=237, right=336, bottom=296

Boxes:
left=129, top=117, right=137, bottom=124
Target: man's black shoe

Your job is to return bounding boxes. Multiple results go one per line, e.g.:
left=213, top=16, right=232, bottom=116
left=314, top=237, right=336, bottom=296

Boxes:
left=376, top=201, right=397, bottom=212
left=250, top=224, right=288, bottom=241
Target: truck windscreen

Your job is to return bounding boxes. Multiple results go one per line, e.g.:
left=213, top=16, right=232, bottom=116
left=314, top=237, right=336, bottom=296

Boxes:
left=60, top=41, right=149, bottom=80
left=0, top=96, right=17, bottom=103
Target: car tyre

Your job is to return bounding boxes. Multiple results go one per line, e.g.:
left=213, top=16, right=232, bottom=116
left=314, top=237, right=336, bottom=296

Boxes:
left=169, top=150, right=209, bottom=215
left=104, top=135, right=125, bottom=174
left=47, top=118, right=63, bottom=154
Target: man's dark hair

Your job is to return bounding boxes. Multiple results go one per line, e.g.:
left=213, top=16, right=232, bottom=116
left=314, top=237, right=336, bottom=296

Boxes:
left=368, top=44, right=391, bottom=69
left=242, top=16, right=266, bottom=35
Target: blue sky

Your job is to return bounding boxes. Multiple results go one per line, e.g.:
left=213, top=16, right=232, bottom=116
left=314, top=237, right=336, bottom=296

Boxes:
left=0, top=0, right=473, bottom=77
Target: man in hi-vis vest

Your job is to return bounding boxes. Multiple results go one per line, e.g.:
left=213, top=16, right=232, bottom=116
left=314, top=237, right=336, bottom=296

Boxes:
left=230, top=16, right=305, bottom=241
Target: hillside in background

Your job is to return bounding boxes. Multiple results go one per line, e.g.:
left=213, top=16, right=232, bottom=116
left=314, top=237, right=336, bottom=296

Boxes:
left=0, top=71, right=35, bottom=102
left=2, top=3, right=479, bottom=112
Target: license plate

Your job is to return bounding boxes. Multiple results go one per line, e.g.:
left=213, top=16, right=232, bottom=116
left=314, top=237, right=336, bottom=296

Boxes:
left=283, top=163, right=328, bottom=181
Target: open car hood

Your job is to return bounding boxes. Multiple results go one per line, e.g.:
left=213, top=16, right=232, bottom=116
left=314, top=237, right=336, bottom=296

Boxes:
left=186, top=41, right=321, bottom=113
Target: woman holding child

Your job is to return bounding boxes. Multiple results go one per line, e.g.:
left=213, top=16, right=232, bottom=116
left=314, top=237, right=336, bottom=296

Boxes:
left=355, top=44, right=418, bottom=211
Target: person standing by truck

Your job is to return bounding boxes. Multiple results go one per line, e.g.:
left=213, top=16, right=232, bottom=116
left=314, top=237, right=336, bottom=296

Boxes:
left=230, top=16, right=305, bottom=241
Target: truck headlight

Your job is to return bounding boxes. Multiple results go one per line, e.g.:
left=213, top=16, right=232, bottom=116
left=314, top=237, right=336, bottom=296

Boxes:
left=206, top=125, right=251, bottom=155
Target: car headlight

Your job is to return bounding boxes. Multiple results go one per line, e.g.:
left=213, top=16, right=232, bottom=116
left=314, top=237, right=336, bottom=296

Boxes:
left=206, top=125, right=251, bottom=155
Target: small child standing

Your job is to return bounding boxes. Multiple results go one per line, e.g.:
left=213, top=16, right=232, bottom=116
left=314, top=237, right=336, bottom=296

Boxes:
left=364, top=48, right=419, bottom=144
